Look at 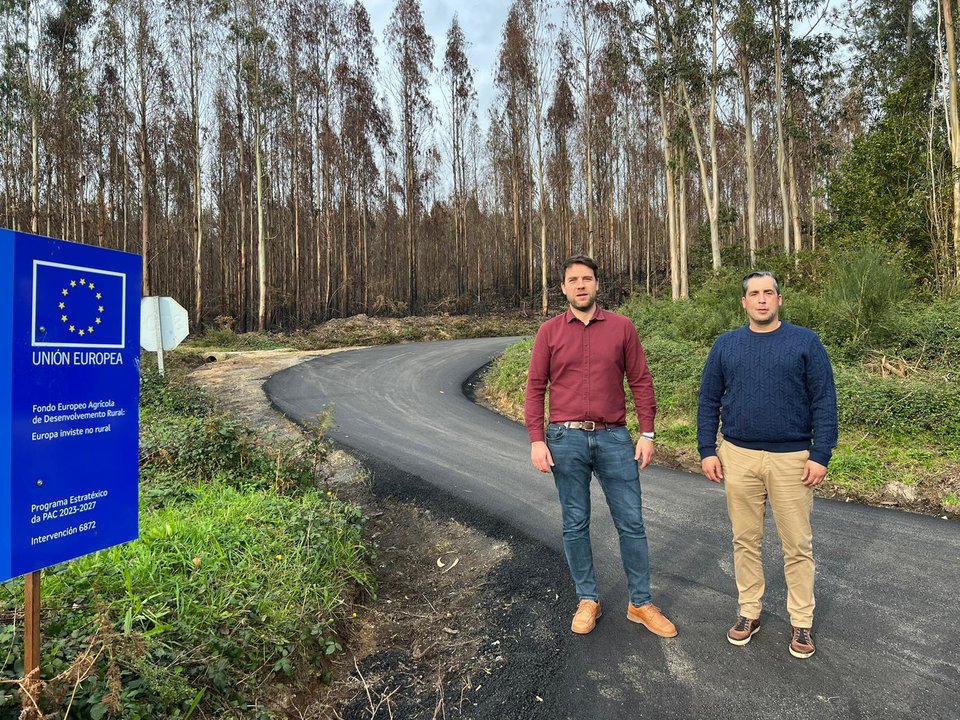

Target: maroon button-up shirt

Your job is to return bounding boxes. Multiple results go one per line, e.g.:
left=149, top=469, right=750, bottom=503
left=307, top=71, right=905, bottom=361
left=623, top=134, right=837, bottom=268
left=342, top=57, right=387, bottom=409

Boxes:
left=524, top=307, right=656, bottom=443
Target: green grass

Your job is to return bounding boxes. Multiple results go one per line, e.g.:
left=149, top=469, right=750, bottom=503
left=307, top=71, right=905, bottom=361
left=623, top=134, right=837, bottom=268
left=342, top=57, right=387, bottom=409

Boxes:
left=1, top=368, right=373, bottom=718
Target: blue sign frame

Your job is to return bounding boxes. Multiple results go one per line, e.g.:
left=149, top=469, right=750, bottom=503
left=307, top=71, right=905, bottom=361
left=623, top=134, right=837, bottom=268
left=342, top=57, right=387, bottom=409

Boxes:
left=0, top=230, right=142, bottom=582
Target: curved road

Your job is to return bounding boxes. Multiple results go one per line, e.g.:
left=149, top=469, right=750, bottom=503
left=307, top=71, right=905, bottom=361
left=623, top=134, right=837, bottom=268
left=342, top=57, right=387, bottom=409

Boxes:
left=265, top=337, right=960, bottom=720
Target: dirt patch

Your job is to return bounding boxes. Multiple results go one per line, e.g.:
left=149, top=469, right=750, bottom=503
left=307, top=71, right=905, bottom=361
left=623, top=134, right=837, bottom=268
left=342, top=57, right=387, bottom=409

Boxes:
left=188, top=350, right=569, bottom=719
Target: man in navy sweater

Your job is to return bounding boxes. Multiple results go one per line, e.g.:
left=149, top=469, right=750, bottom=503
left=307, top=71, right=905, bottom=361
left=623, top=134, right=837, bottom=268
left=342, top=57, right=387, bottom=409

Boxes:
left=697, top=271, right=837, bottom=659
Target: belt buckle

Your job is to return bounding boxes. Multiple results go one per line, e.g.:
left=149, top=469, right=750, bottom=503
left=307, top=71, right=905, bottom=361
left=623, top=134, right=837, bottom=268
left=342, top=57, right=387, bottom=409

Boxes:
left=581, top=421, right=596, bottom=431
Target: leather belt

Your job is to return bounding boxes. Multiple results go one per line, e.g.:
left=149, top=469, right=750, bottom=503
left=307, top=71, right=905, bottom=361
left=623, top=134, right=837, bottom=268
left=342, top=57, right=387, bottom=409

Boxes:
left=560, top=421, right=623, bottom=431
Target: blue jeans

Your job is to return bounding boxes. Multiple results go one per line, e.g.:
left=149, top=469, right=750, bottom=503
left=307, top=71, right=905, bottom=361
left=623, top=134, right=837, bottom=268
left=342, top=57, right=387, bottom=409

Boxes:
left=546, top=423, right=652, bottom=607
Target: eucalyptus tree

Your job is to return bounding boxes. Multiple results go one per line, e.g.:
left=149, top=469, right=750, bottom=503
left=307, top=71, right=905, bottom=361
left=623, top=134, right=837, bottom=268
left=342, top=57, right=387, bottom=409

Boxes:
left=546, top=32, right=577, bottom=262
left=606, top=9, right=654, bottom=291
left=302, top=0, right=341, bottom=319
left=43, top=0, right=95, bottom=246
left=521, top=0, right=556, bottom=315
left=728, top=0, right=764, bottom=264
left=670, top=0, right=724, bottom=272
left=486, top=107, right=512, bottom=291
left=646, top=0, right=682, bottom=298
left=230, top=0, right=278, bottom=330
left=494, top=1, right=533, bottom=302
left=593, top=8, right=634, bottom=278
left=768, top=0, right=826, bottom=257
left=23, top=0, right=42, bottom=232
left=941, top=0, right=960, bottom=280
left=847, top=0, right=922, bottom=123
left=89, top=3, right=131, bottom=250
left=0, top=0, right=34, bottom=231
left=114, top=0, right=168, bottom=294
left=769, top=0, right=792, bottom=253
left=387, top=0, right=434, bottom=314
left=281, top=0, right=305, bottom=321
left=442, top=14, right=476, bottom=309
left=165, top=0, right=213, bottom=327
left=565, top=0, right=603, bottom=256
left=376, top=91, right=399, bottom=304
left=831, top=1, right=952, bottom=289
left=339, top=0, right=386, bottom=314
left=784, top=26, right=841, bottom=252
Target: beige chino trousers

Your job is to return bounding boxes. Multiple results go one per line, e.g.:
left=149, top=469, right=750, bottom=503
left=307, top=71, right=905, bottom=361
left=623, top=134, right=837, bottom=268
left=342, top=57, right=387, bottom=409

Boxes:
left=718, top=440, right=815, bottom=628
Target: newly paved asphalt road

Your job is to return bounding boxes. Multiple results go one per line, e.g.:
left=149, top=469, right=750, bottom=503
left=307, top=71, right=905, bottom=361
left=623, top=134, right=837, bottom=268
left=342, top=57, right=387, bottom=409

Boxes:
left=264, top=337, right=960, bottom=720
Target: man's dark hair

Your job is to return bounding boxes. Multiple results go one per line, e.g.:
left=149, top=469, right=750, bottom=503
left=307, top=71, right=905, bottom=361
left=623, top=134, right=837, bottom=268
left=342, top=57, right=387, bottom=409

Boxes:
left=741, top=270, right=780, bottom=296
left=562, top=254, right=599, bottom=281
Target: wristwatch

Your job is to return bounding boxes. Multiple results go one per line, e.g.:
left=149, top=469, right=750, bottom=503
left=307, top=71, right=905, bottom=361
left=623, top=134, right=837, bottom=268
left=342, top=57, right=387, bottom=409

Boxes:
left=641, top=431, right=656, bottom=441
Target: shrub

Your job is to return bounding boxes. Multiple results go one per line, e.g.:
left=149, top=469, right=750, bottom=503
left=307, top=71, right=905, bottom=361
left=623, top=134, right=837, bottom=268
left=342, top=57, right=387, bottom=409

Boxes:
left=621, top=278, right=742, bottom=346
left=485, top=338, right=534, bottom=411
left=140, top=365, right=209, bottom=418
left=818, top=242, right=914, bottom=354
left=835, top=366, right=960, bottom=445
left=883, top=296, right=960, bottom=366
left=641, top=336, right=708, bottom=417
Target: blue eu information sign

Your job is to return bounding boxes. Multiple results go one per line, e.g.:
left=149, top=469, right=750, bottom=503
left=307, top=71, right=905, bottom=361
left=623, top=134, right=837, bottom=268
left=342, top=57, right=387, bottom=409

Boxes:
left=0, top=230, right=142, bottom=582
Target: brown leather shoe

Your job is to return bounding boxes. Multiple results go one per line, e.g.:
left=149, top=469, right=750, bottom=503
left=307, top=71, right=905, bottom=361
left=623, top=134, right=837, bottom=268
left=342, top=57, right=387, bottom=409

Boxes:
left=571, top=599, right=602, bottom=634
left=627, top=603, right=678, bottom=637
left=789, top=627, right=816, bottom=658
left=727, top=615, right=761, bottom=646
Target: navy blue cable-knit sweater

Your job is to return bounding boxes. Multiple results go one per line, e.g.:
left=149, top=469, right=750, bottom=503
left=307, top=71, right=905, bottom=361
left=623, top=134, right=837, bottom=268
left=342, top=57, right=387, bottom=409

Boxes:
left=696, top=321, right=839, bottom=466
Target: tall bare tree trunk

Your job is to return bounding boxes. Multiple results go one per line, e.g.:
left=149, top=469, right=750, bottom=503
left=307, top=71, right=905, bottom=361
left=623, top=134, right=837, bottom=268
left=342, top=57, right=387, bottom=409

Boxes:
left=809, top=170, right=817, bottom=252
left=511, top=165, right=521, bottom=299
left=784, top=6, right=803, bottom=262
left=773, top=0, right=791, bottom=254
left=182, top=0, right=204, bottom=329
left=740, top=49, right=758, bottom=265
left=627, top=192, right=634, bottom=289
left=658, top=90, right=679, bottom=300
left=944, top=0, right=960, bottom=281
left=570, top=0, right=596, bottom=257
left=676, top=0, right=721, bottom=271
left=323, top=141, right=333, bottom=317
left=536, top=130, right=548, bottom=316
left=26, top=1, right=39, bottom=234
left=341, top=186, right=348, bottom=316
left=361, top=181, right=369, bottom=313
left=678, top=146, right=689, bottom=299
left=787, top=117, right=803, bottom=259
left=254, top=108, right=266, bottom=331
left=235, top=55, right=248, bottom=329
left=138, top=54, right=150, bottom=295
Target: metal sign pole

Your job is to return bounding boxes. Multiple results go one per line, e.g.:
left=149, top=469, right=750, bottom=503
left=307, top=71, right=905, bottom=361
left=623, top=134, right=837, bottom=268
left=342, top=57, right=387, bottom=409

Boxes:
left=153, top=296, right=165, bottom=376
left=24, top=570, right=41, bottom=698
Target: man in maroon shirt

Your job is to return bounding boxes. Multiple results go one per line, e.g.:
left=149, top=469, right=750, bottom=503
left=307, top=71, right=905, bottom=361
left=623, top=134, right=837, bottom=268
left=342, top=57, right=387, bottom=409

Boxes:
left=525, top=255, right=677, bottom=637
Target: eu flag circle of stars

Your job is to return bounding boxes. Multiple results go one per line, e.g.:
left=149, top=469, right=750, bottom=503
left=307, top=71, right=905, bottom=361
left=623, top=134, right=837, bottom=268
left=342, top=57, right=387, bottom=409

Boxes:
left=37, top=277, right=107, bottom=338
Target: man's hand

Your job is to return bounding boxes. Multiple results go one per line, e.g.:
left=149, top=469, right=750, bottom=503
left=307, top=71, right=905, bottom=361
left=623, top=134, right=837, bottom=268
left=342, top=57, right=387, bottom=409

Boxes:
left=531, top=441, right=554, bottom=473
left=801, top=459, right=828, bottom=487
left=635, top=437, right=655, bottom=470
left=702, top=455, right=724, bottom=483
